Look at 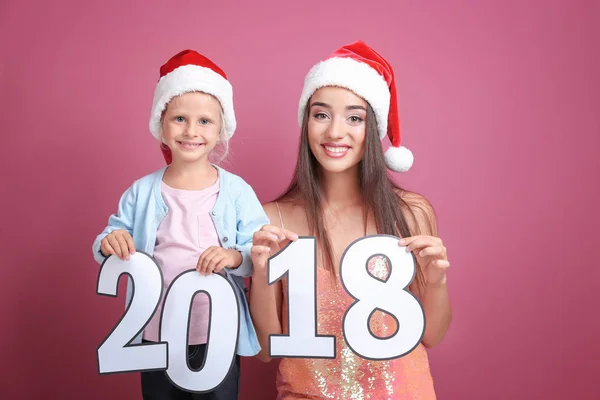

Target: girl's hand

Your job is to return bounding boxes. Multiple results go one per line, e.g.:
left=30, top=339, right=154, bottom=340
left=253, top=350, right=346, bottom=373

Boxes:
left=197, top=247, right=242, bottom=276
left=399, top=235, right=450, bottom=285
left=101, top=229, right=135, bottom=260
left=251, top=225, right=299, bottom=276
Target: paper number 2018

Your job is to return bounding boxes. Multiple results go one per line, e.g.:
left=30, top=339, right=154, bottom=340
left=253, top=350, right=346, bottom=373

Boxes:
left=96, top=235, right=425, bottom=392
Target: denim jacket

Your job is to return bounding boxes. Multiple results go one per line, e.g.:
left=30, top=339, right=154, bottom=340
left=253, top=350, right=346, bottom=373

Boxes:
left=92, top=165, right=268, bottom=356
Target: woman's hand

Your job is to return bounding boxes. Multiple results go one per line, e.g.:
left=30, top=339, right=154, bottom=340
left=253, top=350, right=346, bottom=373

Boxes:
left=400, top=235, right=449, bottom=285
left=251, top=225, right=299, bottom=276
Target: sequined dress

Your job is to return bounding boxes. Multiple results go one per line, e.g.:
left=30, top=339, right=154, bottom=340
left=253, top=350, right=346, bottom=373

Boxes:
left=274, top=206, right=436, bottom=399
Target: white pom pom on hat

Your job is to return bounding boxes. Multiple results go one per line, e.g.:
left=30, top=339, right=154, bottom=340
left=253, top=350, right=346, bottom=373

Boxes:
left=298, top=40, right=414, bottom=172
left=384, top=145, right=414, bottom=172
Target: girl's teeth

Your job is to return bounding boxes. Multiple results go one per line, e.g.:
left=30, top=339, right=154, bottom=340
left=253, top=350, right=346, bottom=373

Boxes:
left=181, top=142, right=201, bottom=147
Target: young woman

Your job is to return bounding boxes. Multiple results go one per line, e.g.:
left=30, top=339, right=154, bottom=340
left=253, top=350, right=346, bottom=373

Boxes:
left=249, top=41, right=452, bottom=399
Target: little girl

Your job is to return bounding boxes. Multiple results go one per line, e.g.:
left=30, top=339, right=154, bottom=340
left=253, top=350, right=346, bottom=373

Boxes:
left=92, top=49, right=268, bottom=399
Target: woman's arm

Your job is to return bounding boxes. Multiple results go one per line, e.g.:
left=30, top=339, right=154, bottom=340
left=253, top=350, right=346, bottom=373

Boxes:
left=249, top=202, right=295, bottom=362
left=249, top=274, right=283, bottom=362
left=400, top=191, right=452, bottom=348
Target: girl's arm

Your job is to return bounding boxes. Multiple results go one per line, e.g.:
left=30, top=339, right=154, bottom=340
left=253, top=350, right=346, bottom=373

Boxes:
left=229, top=182, right=270, bottom=277
left=92, top=183, right=137, bottom=264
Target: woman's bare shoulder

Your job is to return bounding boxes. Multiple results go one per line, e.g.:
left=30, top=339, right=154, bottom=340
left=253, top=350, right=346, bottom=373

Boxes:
left=263, top=198, right=305, bottom=231
left=394, top=189, right=438, bottom=236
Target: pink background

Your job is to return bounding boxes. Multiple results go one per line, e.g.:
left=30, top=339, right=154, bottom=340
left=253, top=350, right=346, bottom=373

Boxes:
left=1, top=0, right=598, bottom=399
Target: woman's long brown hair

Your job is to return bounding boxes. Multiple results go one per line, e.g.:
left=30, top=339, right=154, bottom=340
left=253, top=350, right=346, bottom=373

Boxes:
left=276, top=102, right=427, bottom=290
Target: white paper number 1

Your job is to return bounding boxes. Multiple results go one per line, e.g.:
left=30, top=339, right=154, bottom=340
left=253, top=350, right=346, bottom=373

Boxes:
left=268, top=235, right=425, bottom=360
left=268, top=237, right=336, bottom=357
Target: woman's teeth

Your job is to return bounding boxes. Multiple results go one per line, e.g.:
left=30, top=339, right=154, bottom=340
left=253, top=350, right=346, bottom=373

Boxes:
left=324, top=146, right=348, bottom=153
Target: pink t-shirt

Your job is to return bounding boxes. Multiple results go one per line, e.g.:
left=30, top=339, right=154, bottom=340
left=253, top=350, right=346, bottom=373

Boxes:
left=143, top=179, right=220, bottom=344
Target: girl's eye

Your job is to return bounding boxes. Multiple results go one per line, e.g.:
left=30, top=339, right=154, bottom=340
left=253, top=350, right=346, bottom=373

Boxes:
left=175, top=116, right=185, bottom=123
left=199, top=118, right=210, bottom=125
left=314, top=112, right=329, bottom=120
left=349, top=116, right=363, bottom=123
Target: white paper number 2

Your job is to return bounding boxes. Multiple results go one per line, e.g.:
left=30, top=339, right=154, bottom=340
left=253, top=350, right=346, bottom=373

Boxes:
left=268, top=235, right=425, bottom=360
left=96, top=252, right=239, bottom=393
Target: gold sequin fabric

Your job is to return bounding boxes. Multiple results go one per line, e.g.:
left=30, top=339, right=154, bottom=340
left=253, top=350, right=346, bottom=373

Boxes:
left=276, top=257, right=436, bottom=400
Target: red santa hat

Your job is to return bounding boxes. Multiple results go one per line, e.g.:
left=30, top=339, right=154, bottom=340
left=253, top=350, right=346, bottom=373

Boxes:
left=149, top=49, right=236, bottom=143
left=298, top=41, right=414, bottom=172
